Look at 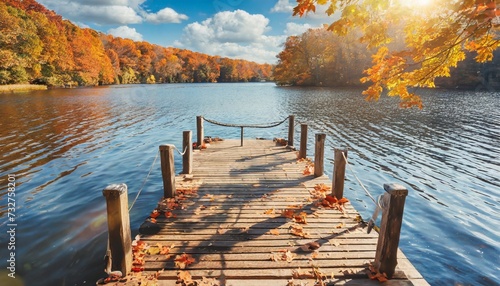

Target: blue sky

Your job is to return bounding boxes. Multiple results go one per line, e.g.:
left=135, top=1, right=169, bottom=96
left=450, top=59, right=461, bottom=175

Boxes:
left=36, top=0, right=333, bottom=64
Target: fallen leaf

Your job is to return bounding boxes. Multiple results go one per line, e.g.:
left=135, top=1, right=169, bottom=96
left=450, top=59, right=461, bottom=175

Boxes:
left=268, top=229, right=280, bottom=236
left=133, top=255, right=145, bottom=266
left=147, top=246, right=160, bottom=255
left=177, top=270, right=193, bottom=284
left=270, top=250, right=295, bottom=262
left=264, top=208, right=275, bottom=215
left=335, top=222, right=345, bottom=229
left=325, top=195, right=338, bottom=204
left=132, top=240, right=146, bottom=253
left=150, top=210, right=160, bottom=218
left=132, top=266, right=144, bottom=272
left=165, top=211, right=174, bottom=218
left=159, top=245, right=170, bottom=255
left=314, top=183, right=331, bottom=192
left=281, top=209, right=295, bottom=218
left=293, top=212, right=308, bottom=224
left=163, top=198, right=179, bottom=210
left=338, top=197, right=349, bottom=204
left=175, top=253, right=196, bottom=269
left=290, top=225, right=311, bottom=238
left=292, top=268, right=314, bottom=279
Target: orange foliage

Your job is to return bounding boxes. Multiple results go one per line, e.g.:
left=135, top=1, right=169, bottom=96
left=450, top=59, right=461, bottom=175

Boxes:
left=1, top=1, right=272, bottom=86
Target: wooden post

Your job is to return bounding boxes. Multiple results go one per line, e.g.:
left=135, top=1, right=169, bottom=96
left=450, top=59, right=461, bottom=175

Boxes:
left=333, top=148, right=348, bottom=199
left=314, top=133, right=326, bottom=177
left=196, top=116, right=204, bottom=148
left=159, top=144, right=176, bottom=198
left=374, top=183, right=409, bottom=278
left=288, top=115, right=295, bottom=147
left=182, top=131, right=192, bottom=174
left=299, top=123, right=308, bottom=159
left=240, top=127, right=244, bottom=147
left=102, top=183, right=132, bottom=276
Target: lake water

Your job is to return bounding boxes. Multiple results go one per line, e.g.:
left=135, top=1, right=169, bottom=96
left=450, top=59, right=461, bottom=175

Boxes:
left=0, top=83, right=498, bottom=286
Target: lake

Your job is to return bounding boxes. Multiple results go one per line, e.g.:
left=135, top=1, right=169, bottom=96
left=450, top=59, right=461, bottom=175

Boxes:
left=0, top=83, right=498, bottom=285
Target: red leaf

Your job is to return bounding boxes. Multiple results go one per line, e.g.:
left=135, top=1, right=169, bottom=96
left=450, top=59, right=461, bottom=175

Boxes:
left=150, top=209, right=160, bottom=218
left=325, top=195, right=338, bottom=204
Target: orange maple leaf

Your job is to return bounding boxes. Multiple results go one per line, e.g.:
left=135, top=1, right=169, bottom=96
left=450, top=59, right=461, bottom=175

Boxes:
left=150, top=209, right=160, bottom=218
left=281, top=209, right=295, bottom=218
left=175, top=253, right=195, bottom=269
left=338, top=197, right=349, bottom=204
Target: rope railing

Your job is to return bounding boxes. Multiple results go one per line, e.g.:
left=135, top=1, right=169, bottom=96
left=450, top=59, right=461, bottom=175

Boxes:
left=202, top=116, right=290, bottom=129
left=341, top=151, right=378, bottom=206
left=340, top=151, right=394, bottom=236
left=174, top=145, right=188, bottom=156
left=129, top=150, right=160, bottom=211
left=200, top=115, right=292, bottom=147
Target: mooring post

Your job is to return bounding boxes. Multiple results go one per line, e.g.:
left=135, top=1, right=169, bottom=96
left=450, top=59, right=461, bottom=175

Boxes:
left=159, top=144, right=176, bottom=198
left=299, top=123, right=308, bottom=159
left=196, top=116, right=204, bottom=148
left=288, top=115, right=295, bottom=147
left=374, top=183, right=409, bottom=278
left=333, top=148, right=348, bottom=199
left=314, top=133, right=326, bottom=177
left=240, top=127, right=244, bottom=147
left=102, top=183, right=132, bottom=276
left=182, top=131, right=192, bottom=174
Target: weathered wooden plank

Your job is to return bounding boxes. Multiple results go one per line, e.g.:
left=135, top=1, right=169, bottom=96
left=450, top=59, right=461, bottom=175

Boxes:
left=152, top=267, right=369, bottom=279
left=145, top=252, right=377, bottom=262
left=143, top=259, right=375, bottom=271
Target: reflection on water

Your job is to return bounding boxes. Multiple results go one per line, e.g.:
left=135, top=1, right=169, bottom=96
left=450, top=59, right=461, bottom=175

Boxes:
left=0, top=83, right=499, bottom=285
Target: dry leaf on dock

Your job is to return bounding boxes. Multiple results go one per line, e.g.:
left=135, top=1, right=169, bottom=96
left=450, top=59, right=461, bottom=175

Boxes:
left=175, top=253, right=195, bottom=269
left=289, top=225, right=311, bottom=238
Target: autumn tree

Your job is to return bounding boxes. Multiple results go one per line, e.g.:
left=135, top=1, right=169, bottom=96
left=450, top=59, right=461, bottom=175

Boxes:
left=274, top=27, right=370, bottom=86
left=294, top=0, right=500, bottom=107
left=153, top=48, right=182, bottom=83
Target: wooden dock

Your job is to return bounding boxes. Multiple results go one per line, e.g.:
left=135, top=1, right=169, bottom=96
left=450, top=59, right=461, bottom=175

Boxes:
left=115, top=139, right=428, bottom=286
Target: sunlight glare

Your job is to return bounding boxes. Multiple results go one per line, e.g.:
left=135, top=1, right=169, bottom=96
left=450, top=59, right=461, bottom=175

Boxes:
left=415, top=0, right=432, bottom=6
left=401, top=0, right=432, bottom=7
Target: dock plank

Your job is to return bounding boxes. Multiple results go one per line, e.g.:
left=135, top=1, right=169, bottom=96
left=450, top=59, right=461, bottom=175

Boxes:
left=129, top=139, right=427, bottom=286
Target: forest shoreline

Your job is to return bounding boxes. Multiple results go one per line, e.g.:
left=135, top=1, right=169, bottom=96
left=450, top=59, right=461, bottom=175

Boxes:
left=0, top=84, right=48, bottom=93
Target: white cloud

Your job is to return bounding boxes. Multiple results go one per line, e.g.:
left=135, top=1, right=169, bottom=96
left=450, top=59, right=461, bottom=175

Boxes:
left=145, top=8, right=188, bottom=24
left=271, top=0, right=294, bottom=13
left=37, top=0, right=186, bottom=25
left=284, top=22, right=314, bottom=36
left=174, top=10, right=283, bottom=63
left=107, top=26, right=143, bottom=41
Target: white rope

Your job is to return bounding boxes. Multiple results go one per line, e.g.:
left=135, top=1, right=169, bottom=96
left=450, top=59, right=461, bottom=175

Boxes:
left=174, top=145, right=188, bottom=156
left=341, top=151, right=377, bottom=206
left=129, top=150, right=160, bottom=211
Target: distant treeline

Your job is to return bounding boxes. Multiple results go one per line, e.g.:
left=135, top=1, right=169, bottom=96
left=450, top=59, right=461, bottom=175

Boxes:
left=0, top=0, right=273, bottom=87
left=274, top=26, right=500, bottom=90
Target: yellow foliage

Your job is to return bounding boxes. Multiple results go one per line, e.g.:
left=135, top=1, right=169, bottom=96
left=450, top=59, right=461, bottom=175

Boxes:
left=294, top=0, right=500, bottom=108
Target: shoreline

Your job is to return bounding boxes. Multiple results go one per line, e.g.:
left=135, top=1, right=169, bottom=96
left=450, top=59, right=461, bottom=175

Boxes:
left=0, top=84, right=48, bottom=93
